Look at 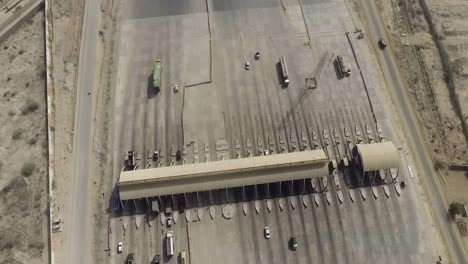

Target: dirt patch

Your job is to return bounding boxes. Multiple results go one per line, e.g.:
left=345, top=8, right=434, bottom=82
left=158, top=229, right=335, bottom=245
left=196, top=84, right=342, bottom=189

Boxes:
left=0, top=11, right=48, bottom=264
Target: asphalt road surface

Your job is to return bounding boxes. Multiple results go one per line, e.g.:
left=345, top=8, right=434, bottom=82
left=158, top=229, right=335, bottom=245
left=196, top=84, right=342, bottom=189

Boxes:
left=68, top=0, right=101, bottom=263
left=359, top=0, right=467, bottom=263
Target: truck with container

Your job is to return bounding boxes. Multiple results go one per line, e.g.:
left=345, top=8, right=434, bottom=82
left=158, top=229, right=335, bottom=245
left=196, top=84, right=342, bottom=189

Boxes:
left=280, top=56, right=290, bottom=87
left=336, top=55, right=351, bottom=78
left=153, top=60, right=162, bottom=92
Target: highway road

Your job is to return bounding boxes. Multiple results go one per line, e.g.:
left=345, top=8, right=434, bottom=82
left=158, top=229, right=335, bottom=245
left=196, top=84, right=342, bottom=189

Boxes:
left=358, top=0, right=467, bottom=263
left=68, top=0, right=101, bottom=263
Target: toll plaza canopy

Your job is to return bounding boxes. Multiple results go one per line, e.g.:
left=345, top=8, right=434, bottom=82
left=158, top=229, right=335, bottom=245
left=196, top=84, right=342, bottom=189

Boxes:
left=354, top=141, right=399, bottom=172
left=118, top=150, right=329, bottom=200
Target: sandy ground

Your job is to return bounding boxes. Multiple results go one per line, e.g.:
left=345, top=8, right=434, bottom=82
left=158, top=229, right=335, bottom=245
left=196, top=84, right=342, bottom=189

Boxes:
left=422, top=0, right=468, bottom=200
left=47, top=0, right=85, bottom=262
left=0, top=11, right=48, bottom=264
left=371, top=0, right=468, bottom=254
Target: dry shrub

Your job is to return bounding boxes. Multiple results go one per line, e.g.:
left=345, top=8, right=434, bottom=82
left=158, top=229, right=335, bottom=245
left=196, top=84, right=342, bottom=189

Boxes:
left=433, top=157, right=447, bottom=170
left=28, top=137, right=38, bottom=145
left=21, top=162, right=36, bottom=177
left=12, top=129, right=23, bottom=140
left=21, top=99, right=39, bottom=114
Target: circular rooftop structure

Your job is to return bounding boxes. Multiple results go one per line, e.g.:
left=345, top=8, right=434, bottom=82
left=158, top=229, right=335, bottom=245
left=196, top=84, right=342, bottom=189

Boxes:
left=353, top=141, right=399, bottom=172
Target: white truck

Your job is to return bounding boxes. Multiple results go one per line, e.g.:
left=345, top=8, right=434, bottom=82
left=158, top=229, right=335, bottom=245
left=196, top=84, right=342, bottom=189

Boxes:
left=280, top=56, right=290, bottom=87
left=166, top=231, right=174, bottom=257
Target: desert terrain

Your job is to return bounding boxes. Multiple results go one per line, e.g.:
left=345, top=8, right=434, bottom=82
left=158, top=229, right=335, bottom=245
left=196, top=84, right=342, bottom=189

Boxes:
left=0, top=11, right=48, bottom=264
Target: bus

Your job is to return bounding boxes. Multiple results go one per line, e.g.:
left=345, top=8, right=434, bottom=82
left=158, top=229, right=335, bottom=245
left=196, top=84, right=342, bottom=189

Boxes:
left=166, top=231, right=174, bottom=257
left=279, top=56, right=290, bottom=87
left=153, top=60, right=162, bottom=92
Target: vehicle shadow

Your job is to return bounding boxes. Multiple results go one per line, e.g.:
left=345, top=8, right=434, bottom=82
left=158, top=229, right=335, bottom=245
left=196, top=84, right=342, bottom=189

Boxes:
left=333, top=59, right=343, bottom=80
left=147, top=73, right=159, bottom=99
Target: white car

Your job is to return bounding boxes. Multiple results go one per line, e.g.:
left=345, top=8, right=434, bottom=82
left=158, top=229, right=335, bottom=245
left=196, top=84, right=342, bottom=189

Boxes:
left=117, top=242, right=123, bottom=253
left=245, top=61, right=250, bottom=70
left=173, top=84, right=179, bottom=93
left=264, top=226, right=270, bottom=239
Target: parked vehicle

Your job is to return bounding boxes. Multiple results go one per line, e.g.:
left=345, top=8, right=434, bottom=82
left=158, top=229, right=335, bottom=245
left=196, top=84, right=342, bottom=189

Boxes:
left=117, top=242, right=123, bottom=253
left=264, top=226, right=270, bottom=239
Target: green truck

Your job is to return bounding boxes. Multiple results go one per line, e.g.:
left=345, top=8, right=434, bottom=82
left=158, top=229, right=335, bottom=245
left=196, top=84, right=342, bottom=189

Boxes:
left=152, top=60, right=162, bottom=92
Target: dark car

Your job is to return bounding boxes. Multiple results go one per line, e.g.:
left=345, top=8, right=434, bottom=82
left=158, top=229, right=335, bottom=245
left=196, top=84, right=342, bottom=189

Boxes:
left=126, top=253, right=134, bottom=264
left=400, top=181, right=406, bottom=189
left=152, top=150, right=159, bottom=161
left=289, top=236, right=298, bottom=250
left=378, top=38, right=387, bottom=49
left=152, top=254, right=161, bottom=264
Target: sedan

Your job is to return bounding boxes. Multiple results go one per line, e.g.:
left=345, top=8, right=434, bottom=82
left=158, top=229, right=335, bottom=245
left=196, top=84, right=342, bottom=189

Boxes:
left=264, top=226, right=270, bottom=239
